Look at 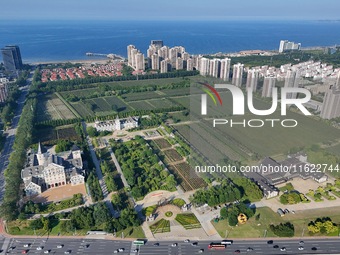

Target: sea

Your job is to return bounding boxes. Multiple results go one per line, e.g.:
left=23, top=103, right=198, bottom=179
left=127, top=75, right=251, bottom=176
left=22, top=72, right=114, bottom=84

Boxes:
left=1, top=20, right=340, bottom=63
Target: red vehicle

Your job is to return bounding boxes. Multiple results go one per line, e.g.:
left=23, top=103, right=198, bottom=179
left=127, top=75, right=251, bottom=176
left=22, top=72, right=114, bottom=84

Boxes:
left=22, top=250, right=28, bottom=254
left=208, top=243, right=226, bottom=250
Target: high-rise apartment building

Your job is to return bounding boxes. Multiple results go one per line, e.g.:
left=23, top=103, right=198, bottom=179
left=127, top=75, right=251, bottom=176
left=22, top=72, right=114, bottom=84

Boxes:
left=246, top=69, right=259, bottom=91
left=158, top=46, right=169, bottom=60
left=151, top=53, right=160, bottom=70
left=169, top=47, right=179, bottom=67
left=130, top=48, right=138, bottom=69
left=1, top=45, right=23, bottom=73
left=284, top=69, right=300, bottom=99
left=186, top=58, right=193, bottom=71
left=160, top=59, right=170, bottom=73
left=320, top=85, right=340, bottom=119
left=209, top=59, right=220, bottom=78
left=220, top=58, right=231, bottom=81
left=279, top=40, right=301, bottom=53
left=127, top=45, right=136, bottom=66
left=199, top=58, right=210, bottom=76
left=232, top=63, right=244, bottom=87
left=176, top=57, right=183, bottom=70
left=262, top=75, right=276, bottom=97
left=135, top=53, right=145, bottom=71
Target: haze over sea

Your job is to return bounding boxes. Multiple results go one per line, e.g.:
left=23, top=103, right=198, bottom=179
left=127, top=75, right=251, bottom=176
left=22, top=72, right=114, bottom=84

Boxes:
left=1, top=20, right=340, bottom=63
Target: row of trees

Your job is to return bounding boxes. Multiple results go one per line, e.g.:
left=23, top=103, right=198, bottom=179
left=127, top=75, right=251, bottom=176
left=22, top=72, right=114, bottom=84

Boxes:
left=0, top=71, right=38, bottom=221
left=0, top=83, right=20, bottom=127
left=63, top=78, right=191, bottom=102
left=36, top=106, right=185, bottom=128
left=28, top=203, right=141, bottom=234
left=36, top=69, right=199, bottom=93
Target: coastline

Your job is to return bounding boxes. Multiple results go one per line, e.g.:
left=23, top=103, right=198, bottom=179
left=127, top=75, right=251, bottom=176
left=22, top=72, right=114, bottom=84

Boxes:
left=25, top=58, right=111, bottom=65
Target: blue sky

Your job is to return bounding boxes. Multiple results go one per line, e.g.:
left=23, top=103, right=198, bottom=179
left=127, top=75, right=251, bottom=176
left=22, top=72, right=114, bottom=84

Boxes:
left=1, top=0, right=339, bottom=20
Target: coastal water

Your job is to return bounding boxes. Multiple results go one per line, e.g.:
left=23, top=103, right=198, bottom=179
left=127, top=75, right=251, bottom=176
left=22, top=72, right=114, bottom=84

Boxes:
left=0, top=20, right=340, bottom=63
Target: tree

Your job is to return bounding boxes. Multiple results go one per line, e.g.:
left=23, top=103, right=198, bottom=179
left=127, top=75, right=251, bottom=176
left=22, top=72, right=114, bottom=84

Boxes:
left=55, top=139, right=72, bottom=153
left=270, top=222, right=294, bottom=237
left=220, top=207, right=228, bottom=219
left=29, top=218, right=43, bottom=230
left=228, top=211, right=239, bottom=227
left=87, top=126, right=98, bottom=137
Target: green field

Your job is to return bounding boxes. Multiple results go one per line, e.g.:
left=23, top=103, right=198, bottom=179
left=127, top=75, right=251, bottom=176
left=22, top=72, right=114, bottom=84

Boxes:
left=212, top=206, right=340, bottom=238
left=70, top=96, right=132, bottom=117
left=36, top=94, right=76, bottom=122
left=174, top=91, right=340, bottom=163
left=326, top=144, right=340, bottom=157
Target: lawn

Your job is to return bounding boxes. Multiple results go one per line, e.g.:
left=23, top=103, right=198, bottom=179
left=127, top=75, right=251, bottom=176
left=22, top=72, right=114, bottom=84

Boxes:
left=175, top=213, right=201, bottom=229
left=171, top=198, right=186, bottom=208
left=116, top=226, right=146, bottom=238
left=149, top=219, right=170, bottom=233
left=212, top=206, right=340, bottom=238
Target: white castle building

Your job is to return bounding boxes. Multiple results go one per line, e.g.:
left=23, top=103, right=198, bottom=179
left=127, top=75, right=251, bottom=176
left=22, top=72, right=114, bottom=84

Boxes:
left=94, top=116, right=139, bottom=132
left=21, top=143, right=85, bottom=196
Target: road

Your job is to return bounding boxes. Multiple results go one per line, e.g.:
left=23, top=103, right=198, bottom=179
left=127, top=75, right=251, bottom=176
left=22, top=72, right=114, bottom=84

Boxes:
left=0, top=74, right=32, bottom=201
left=1, top=237, right=340, bottom=255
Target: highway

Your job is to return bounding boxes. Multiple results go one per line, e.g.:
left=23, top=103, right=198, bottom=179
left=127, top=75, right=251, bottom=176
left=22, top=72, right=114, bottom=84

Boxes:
left=0, top=73, right=32, bottom=201
left=0, top=237, right=340, bottom=255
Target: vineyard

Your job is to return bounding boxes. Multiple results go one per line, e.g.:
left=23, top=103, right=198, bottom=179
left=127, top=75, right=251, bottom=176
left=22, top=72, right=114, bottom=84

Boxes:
left=153, top=138, right=172, bottom=150
left=148, top=98, right=179, bottom=109
left=128, top=101, right=155, bottom=111
left=168, top=163, right=206, bottom=192
left=175, top=213, right=201, bottom=230
left=163, top=149, right=183, bottom=162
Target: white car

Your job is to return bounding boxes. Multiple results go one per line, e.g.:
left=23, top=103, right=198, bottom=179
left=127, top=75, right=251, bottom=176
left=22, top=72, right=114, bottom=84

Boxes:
left=57, top=245, right=64, bottom=248
left=23, top=244, right=30, bottom=248
left=118, top=248, right=124, bottom=252
left=184, top=239, right=190, bottom=243
left=44, top=251, right=50, bottom=254
left=198, top=249, right=204, bottom=253
left=280, top=247, right=286, bottom=251
left=36, top=246, right=43, bottom=251
left=64, top=251, right=71, bottom=255
left=298, top=246, right=304, bottom=250
left=113, top=250, right=118, bottom=254
left=132, top=249, right=138, bottom=252
left=171, top=243, right=177, bottom=247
